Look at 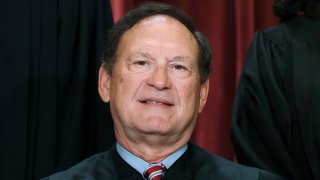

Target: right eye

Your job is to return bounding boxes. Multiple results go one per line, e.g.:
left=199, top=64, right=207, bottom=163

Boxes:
left=134, top=61, right=148, bottom=66
left=128, top=60, right=151, bottom=73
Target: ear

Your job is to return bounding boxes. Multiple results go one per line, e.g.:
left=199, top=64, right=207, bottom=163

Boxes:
left=198, top=79, right=209, bottom=113
left=98, top=64, right=111, bottom=103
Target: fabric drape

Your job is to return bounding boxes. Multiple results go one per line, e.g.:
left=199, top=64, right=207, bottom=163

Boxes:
left=0, top=0, right=115, bottom=179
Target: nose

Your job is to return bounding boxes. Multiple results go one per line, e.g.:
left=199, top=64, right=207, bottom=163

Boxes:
left=147, top=65, right=171, bottom=90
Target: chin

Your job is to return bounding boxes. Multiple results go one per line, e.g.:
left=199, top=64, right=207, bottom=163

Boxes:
left=139, top=125, right=170, bottom=135
left=135, top=116, right=171, bottom=131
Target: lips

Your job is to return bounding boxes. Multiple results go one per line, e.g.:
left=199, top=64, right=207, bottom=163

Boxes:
left=139, top=98, right=174, bottom=106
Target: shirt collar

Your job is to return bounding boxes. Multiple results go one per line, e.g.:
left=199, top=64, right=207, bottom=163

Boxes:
left=116, top=142, right=188, bottom=177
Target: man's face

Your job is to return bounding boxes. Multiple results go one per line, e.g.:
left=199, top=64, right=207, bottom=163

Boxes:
left=99, top=15, right=209, bottom=144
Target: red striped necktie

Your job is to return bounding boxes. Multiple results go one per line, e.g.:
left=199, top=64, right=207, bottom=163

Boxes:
left=143, top=164, right=167, bottom=180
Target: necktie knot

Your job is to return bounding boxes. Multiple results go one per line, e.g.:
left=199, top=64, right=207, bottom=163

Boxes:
left=143, top=164, right=167, bottom=180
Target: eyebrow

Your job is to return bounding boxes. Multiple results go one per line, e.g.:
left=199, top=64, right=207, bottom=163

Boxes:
left=170, top=56, right=190, bottom=61
left=129, top=52, right=154, bottom=60
left=128, top=52, right=191, bottom=62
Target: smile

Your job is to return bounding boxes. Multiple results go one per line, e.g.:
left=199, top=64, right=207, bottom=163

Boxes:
left=139, top=98, right=174, bottom=106
left=146, top=100, right=163, bottom=104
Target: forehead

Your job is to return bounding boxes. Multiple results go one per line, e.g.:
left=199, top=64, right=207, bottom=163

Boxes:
left=133, top=14, right=190, bottom=33
left=117, top=15, right=199, bottom=58
left=132, top=15, right=196, bottom=42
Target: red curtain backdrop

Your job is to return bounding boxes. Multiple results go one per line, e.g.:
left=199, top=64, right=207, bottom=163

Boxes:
left=110, top=0, right=279, bottom=160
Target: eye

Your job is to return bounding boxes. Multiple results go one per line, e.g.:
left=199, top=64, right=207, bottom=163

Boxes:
left=173, top=64, right=187, bottom=70
left=134, top=61, right=148, bottom=66
left=169, top=63, right=192, bottom=78
left=128, top=60, right=152, bottom=73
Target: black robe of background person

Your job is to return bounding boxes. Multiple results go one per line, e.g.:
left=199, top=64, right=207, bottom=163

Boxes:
left=231, top=16, right=320, bottom=180
left=0, top=0, right=115, bottom=179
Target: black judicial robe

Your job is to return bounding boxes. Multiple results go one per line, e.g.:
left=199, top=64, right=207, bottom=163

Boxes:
left=231, top=16, right=320, bottom=180
left=42, top=143, right=282, bottom=179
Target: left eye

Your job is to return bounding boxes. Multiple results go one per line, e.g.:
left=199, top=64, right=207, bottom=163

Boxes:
left=173, top=64, right=187, bottom=70
left=169, top=64, right=192, bottom=78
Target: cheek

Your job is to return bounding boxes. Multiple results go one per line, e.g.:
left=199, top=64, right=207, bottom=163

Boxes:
left=118, top=75, right=124, bottom=84
left=178, top=81, right=200, bottom=106
left=111, top=73, right=142, bottom=101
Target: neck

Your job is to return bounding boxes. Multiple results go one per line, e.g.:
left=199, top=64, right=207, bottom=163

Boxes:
left=115, top=131, right=191, bottom=163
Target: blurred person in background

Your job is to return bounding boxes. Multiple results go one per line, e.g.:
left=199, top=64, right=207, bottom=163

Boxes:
left=232, top=0, right=320, bottom=179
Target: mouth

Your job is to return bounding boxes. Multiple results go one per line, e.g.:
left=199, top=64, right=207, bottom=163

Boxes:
left=139, top=98, right=174, bottom=106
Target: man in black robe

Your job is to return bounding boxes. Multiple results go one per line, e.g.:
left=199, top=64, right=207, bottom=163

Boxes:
left=43, top=2, right=282, bottom=179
